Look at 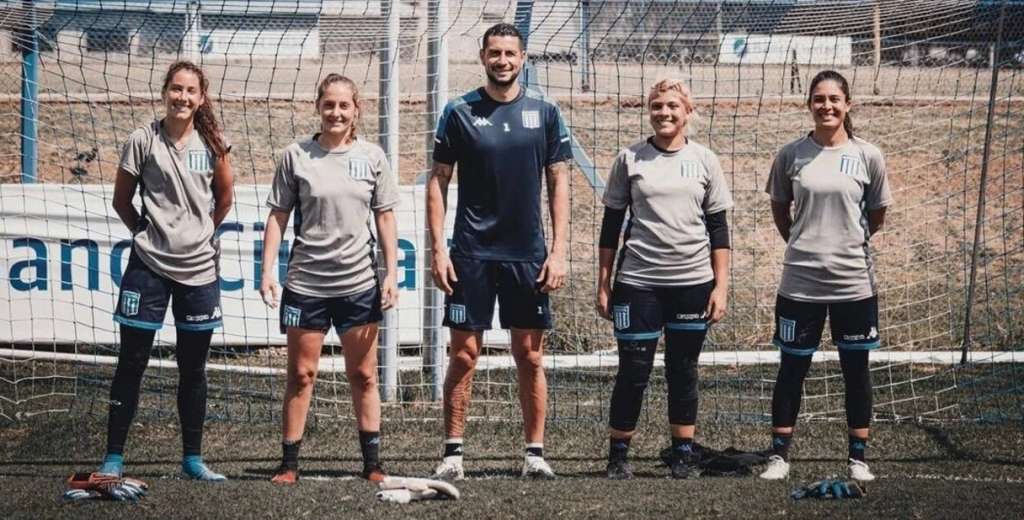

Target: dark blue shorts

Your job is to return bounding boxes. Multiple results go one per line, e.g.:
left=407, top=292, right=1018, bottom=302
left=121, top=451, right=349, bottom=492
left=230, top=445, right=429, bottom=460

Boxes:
left=112, top=252, right=222, bottom=331
left=442, top=256, right=552, bottom=331
left=279, top=285, right=382, bottom=336
left=611, top=281, right=713, bottom=341
left=773, top=294, right=881, bottom=356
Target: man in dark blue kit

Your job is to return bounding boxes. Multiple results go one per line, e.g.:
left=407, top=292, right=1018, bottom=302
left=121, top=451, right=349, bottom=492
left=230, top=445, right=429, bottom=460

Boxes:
left=426, top=23, right=571, bottom=480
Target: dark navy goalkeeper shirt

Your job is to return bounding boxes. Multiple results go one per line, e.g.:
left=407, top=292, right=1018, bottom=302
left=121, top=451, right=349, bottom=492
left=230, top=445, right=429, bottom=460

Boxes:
left=433, top=87, right=572, bottom=261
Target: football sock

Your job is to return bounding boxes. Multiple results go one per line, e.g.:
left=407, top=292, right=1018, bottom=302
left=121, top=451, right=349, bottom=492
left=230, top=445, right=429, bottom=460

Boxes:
left=771, top=432, right=793, bottom=461
left=608, top=437, right=631, bottom=462
left=443, top=438, right=463, bottom=459
left=281, top=439, right=301, bottom=470
left=359, top=431, right=381, bottom=467
left=525, top=443, right=543, bottom=458
left=848, top=435, right=868, bottom=462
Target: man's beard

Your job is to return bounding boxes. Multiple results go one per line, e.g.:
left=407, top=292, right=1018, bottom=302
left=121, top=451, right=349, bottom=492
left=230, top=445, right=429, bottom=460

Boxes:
left=486, top=67, right=520, bottom=87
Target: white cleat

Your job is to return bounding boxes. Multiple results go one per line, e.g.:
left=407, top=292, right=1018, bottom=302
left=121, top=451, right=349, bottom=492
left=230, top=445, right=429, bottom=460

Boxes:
left=521, top=455, right=556, bottom=480
left=759, top=455, right=791, bottom=480
left=848, top=459, right=876, bottom=482
left=431, top=455, right=465, bottom=481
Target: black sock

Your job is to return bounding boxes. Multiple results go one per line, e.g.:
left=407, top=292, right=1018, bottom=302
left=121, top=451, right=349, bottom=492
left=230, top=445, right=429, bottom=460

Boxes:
left=609, top=437, right=631, bottom=462
left=281, top=439, right=301, bottom=470
left=771, top=432, right=793, bottom=461
left=671, top=436, right=694, bottom=454
left=525, top=443, right=543, bottom=458
left=443, top=438, right=463, bottom=458
left=848, top=435, right=868, bottom=462
left=359, top=431, right=381, bottom=467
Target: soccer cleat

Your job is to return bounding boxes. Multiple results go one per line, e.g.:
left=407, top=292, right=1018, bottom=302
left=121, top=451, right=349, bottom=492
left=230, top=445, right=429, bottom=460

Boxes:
left=182, top=456, right=227, bottom=482
left=848, top=458, right=876, bottom=482
left=605, top=458, right=634, bottom=480
left=759, top=454, right=791, bottom=480
left=521, top=454, right=556, bottom=480
left=431, top=455, right=465, bottom=481
left=660, top=447, right=702, bottom=480
left=270, top=464, right=299, bottom=485
left=362, top=463, right=388, bottom=483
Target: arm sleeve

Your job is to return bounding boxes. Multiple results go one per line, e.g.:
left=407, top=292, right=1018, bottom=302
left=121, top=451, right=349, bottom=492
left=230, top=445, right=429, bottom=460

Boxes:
left=705, top=210, right=730, bottom=250
left=545, top=101, right=573, bottom=166
left=266, top=149, right=297, bottom=212
left=372, top=148, right=400, bottom=212
left=864, top=148, right=893, bottom=210
left=599, top=206, right=627, bottom=250
left=702, top=151, right=734, bottom=214
left=765, top=148, right=793, bottom=203
left=601, top=152, right=630, bottom=210
left=118, top=127, right=150, bottom=178
left=432, top=101, right=460, bottom=166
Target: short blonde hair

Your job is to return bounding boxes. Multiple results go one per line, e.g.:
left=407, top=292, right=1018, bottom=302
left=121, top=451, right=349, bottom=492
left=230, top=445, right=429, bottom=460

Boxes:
left=647, top=79, right=695, bottom=114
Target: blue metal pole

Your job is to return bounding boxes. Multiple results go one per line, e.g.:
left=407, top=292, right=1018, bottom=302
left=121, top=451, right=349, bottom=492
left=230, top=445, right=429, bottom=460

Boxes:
left=21, top=2, right=38, bottom=184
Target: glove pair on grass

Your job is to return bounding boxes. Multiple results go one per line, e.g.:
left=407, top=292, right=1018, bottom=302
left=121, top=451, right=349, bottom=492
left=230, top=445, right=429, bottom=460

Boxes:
left=791, top=476, right=865, bottom=500
left=63, top=472, right=149, bottom=502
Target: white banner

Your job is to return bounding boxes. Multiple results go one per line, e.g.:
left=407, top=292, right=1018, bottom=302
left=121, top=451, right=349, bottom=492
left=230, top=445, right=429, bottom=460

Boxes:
left=0, top=183, right=512, bottom=346
left=718, top=33, right=852, bottom=65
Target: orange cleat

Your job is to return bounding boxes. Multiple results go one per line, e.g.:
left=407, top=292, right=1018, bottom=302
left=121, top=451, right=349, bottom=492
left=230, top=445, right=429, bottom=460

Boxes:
left=361, top=464, right=388, bottom=483
left=271, top=464, right=298, bottom=485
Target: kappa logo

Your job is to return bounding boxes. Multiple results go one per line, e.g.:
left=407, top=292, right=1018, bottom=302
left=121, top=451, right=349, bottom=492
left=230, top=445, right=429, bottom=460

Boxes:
left=449, top=304, right=467, bottom=324
left=212, top=306, right=222, bottom=319
left=283, top=305, right=302, bottom=328
left=349, top=158, right=373, bottom=181
left=472, top=116, right=492, bottom=127
left=613, top=304, right=630, bottom=330
left=120, top=291, right=141, bottom=317
left=868, top=326, right=878, bottom=339
left=188, top=149, right=212, bottom=174
left=779, top=317, right=796, bottom=343
left=521, top=110, right=540, bottom=129
left=680, top=160, right=702, bottom=179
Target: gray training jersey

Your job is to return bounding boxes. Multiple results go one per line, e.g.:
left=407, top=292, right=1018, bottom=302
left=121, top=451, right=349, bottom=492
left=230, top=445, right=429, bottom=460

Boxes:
left=766, top=134, right=893, bottom=302
left=119, top=120, right=223, bottom=286
left=603, top=138, right=734, bottom=287
left=267, top=137, right=399, bottom=297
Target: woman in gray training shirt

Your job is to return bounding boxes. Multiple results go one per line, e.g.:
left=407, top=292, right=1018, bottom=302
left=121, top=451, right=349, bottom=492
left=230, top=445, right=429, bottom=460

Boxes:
left=760, top=70, right=893, bottom=483
left=102, top=61, right=234, bottom=481
left=260, top=74, right=399, bottom=485
left=596, top=79, right=733, bottom=480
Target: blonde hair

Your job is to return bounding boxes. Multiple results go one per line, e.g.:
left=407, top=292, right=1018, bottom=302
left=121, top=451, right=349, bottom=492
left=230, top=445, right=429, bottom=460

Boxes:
left=647, top=79, right=696, bottom=114
left=314, top=73, right=361, bottom=141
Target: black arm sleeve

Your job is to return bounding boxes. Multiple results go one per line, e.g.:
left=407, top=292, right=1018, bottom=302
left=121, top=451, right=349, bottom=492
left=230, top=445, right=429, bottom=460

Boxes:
left=705, top=210, right=730, bottom=250
left=599, top=206, right=627, bottom=250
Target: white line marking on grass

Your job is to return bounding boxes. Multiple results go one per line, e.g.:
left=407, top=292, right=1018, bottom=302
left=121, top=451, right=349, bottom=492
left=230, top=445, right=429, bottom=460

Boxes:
left=886, top=474, right=1024, bottom=485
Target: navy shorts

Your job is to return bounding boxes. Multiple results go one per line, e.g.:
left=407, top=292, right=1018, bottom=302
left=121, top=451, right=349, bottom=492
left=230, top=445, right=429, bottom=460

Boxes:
left=772, top=294, right=881, bottom=356
left=279, top=285, right=382, bottom=336
left=611, top=281, right=713, bottom=341
left=113, top=252, right=222, bottom=331
left=443, top=256, right=552, bottom=331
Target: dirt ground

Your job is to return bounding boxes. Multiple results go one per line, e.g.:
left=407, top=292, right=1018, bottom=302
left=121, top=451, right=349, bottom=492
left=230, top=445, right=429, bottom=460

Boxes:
left=1, top=404, right=1023, bottom=519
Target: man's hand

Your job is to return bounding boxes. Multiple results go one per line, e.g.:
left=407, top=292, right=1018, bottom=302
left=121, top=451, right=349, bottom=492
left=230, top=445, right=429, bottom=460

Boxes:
left=537, top=252, right=567, bottom=293
left=260, top=275, right=281, bottom=309
left=431, top=249, right=458, bottom=295
left=705, top=285, right=728, bottom=324
left=380, top=272, right=399, bottom=310
left=595, top=282, right=612, bottom=320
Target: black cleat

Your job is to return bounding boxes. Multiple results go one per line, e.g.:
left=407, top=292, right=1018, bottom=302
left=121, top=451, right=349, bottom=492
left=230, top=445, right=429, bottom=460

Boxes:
left=606, top=459, right=635, bottom=480
left=661, top=446, right=703, bottom=480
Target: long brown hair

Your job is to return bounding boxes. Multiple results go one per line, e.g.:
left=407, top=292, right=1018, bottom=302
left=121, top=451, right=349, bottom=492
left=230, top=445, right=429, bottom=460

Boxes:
left=162, top=61, right=228, bottom=158
left=315, top=73, right=361, bottom=142
left=807, top=70, right=854, bottom=138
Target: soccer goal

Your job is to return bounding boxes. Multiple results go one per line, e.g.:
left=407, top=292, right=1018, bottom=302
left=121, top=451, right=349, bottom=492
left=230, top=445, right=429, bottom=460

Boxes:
left=0, top=0, right=1021, bottom=425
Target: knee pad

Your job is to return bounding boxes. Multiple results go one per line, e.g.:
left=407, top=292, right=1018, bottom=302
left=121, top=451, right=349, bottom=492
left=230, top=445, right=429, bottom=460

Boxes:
left=608, top=339, right=657, bottom=431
